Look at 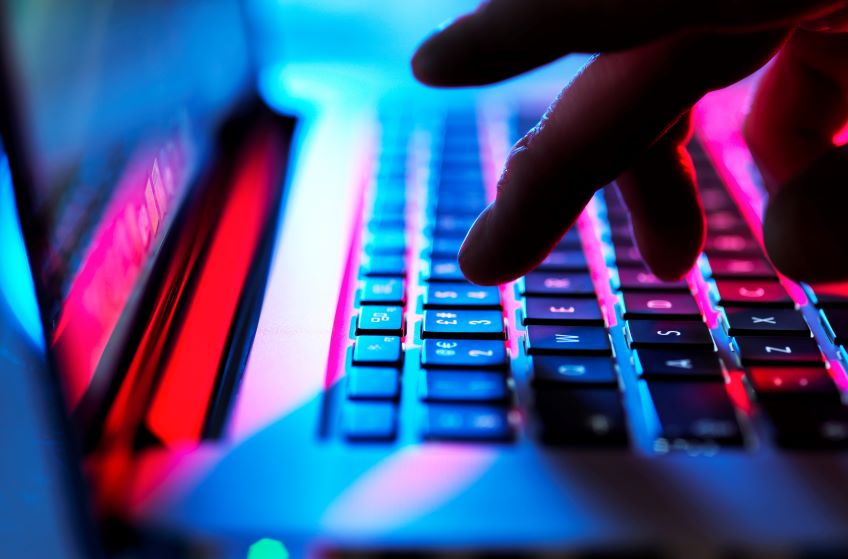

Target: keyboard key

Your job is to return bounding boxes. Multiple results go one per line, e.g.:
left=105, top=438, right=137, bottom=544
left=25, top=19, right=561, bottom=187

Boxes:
left=343, top=402, right=397, bottom=441
left=426, top=259, right=466, bottom=282
left=352, top=335, right=403, bottom=365
left=360, top=278, right=405, bottom=305
left=429, top=236, right=464, bottom=258
left=363, top=255, right=406, bottom=277
left=420, top=339, right=507, bottom=369
left=535, top=250, right=589, bottom=272
left=420, top=370, right=510, bottom=403
left=423, top=405, right=514, bottom=442
left=615, top=268, right=689, bottom=292
left=422, top=310, right=505, bottom=339
left=620, top=291, right=701, bottom=320
left=523, top=297, right=603, bottom=326
left=424, top=283, right=501, bottom=309
left=704, top=256, right=776, bottom=279
left=747, top=367, right=840, bottom=401
left=555, top=228, right=583, bottom=249
left=721, top=307, right=809, bottom=337
left=525, top=325, right=612, bottom=355
left=431, top=215, right=475, bottom=237
left=821, top=308, right=848, bottom=345
left=706, top=209, right=748, bottom=234
left=347, top=367, right=400, bottom=400
left=626, top=320, right=714, bottom=349
left=712, top=279, right=793, bottom=307
left=633, top=349, right=723, bottom=380
left=647, top=381, right=744, bottom=447
left=534, top=388, right=628, bottom=446
left=613, top=244, right=643, bottom=266
left=760, top=400, right=848, bottom=448
left=699, top=188, right=736, bottom=212
left=518, top=272, right=596, bottom=297
left=532, top=356, right=617, bottom=385
left=703, top=234, right=762, bottom=256
left=356, top=305, right=404, bottom=335
left=732, top=336, right=823, bottom=366
left=364, top=231, right=407, bottom=255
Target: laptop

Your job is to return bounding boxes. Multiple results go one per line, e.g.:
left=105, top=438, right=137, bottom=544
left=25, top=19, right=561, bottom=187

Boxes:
left=3, top=1, right=848, bottom=557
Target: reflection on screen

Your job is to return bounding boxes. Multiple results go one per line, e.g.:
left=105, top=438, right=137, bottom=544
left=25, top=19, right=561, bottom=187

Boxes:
left=2, top=0, right=253, bottom=414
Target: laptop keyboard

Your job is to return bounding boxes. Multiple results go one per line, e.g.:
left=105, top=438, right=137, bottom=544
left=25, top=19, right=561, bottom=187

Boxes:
left=332, top=107, right=848, bottom=453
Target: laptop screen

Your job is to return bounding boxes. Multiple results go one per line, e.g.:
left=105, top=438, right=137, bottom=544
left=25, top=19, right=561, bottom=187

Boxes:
left=0, top=1, right=254, bottom=417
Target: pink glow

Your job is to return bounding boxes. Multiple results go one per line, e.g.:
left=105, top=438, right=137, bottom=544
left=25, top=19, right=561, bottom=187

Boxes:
left=835, top=121, right=848, bottom=146
left=579, top=204, right=617, bottom=328
left=694, top=83, right=808, bottom=307
left=52, top=137, right=191, bottom=408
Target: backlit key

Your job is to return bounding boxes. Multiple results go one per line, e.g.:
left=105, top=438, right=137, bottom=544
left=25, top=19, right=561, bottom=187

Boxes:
left=519, top=272, right=596, bottom=297
left=523, top=297, right=603, bottom=325
left=420, top=339, right=507, bottom=369
left=422, top=310, right=505, bottom=339
left=343, top=402, right=397, bottom=441
left=423, top=405, right=514, bottom=442
left=356, top=305, right=404, bottom=335
left=420, top=370, right=510, bottom=403
left=615, top=268, right=689, bottom=292
left=633, top=349, right=723, bottom=379
left=535, top=388, right=628, bottom=447
left=721, top=307, right=810, bottom=337
left=732, top=336, right=823, bottom=366
left=748, top=367, right=840, bottom=401
left=648, top=381, right=744, bottom=448
left=347, top=367, right=400, bottom=400
left=705, top=256, right=776, bottom=279
left=424, top=283, right=501, bottom=309
left=353, top=335, right=403, bottom=365
left=535, top=250, right=589, bottom=272
left=532, top=356, right=618, bottom=385
left=525, top=325, right=612, bottom=355
left=363, top=255, right=406, bottom=277
left=360, top=278, right=405, bottom=305
left=620, top=291, right=701, bottom=320
left=626, top=320, right=714, bottom=349
left=712, top=279, right=793, bottom=307
left=426, top=259, right=466, bottom=282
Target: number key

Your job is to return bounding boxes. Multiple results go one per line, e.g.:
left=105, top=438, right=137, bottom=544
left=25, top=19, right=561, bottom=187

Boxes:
left=422, top=310, right=505, bottom=339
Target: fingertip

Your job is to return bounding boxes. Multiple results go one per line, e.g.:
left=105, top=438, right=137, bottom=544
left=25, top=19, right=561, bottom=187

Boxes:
left=763, top=145, right=848, bottom=283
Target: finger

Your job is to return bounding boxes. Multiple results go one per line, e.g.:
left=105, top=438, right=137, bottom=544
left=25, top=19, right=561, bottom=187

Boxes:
left=412, top=0, right=841, bottom=87
left=745, top=30, right=848, bottom=282
left=458, top=31, right=786, bottom=285
left=615, top=112, right=706, bottom=281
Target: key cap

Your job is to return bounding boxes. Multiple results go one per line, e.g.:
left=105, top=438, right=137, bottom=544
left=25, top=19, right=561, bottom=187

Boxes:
left=360, top=278, right=405, bottom=305
left=532, top=356, right=617, bottom=385
left=621, top=291, right=701, bottom=320
left=821, top=308, right=848, bottom=345
left=420, top=371, right=510, bottom=403
left=352, top=335, right=403, bottom=365
left=648, top=381, right=743, bottom=447
left=555, top=228, right=583, bottom=250
left=703, top=234, right=762, bottom=256
left=523, top=297, right=603, bottom=326
left=420, top=339, right=507, bottom=369
left=356, top=305, right=404, bottom=335
left=705, top=257, right=776, bottom=279
left=633, top=349, right=724, bottom=380
left=733, top=336, right=823, bottom=366
left=525, top=325, right=612, bottom=355
left=805, top=282, right=848, bottom=308
left=626, top=320, right=714, bottom=349
left=429, top=236, right=463, bottom=258
left=721, top=307, right=810, bottom=337
left=712, top=279, right=793, bottom=307
left=424, top=283, right=501, bottom=309
left=706, top=209, right=748, bottom=234
left=426, top=259, right=466, bottom=282
left=422, top=310, right=504, bottom=340
left=747, top=367, right=840, bottom=401
left=343, top=401, right=397, bottom=441
left=535, top=250, right=589, bottom=272
left=760, top=399, right=848, bottom=448
left=423, top=405, right=514, bottom=442
left=363, top=255, right=407, bottom=278
left=535, top=388, right=628, bottom=446
left=699, top=188, right=736, bottom=212
left=518, top=272, right=596, bottom=297
left=615, top=268, right=689, bottom=292
left=364, top=231, right=407, bottom=255
left=431, top=215, right=475, bottom=237
left=613, top=245, right=643, bottom=267
left=347, top=367, right=400, bottom=400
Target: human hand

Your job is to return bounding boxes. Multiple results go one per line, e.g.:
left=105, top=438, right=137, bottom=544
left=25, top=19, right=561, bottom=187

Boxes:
left=412, top=1, right=848, bottom=285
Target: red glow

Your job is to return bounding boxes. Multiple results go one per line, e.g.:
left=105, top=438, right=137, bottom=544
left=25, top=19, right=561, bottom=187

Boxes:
left=835, top=121, right=848, bottom=146
left=145, top=126, right=281, bottom=445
